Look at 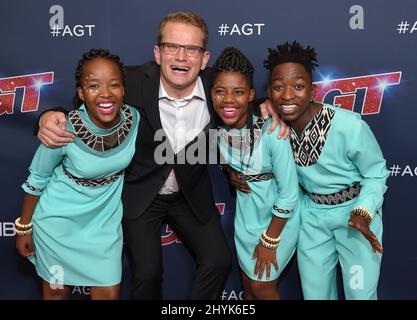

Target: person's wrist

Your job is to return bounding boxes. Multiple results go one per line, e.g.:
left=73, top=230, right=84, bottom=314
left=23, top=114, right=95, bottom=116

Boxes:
left=351, top=207, right=372, bottom=225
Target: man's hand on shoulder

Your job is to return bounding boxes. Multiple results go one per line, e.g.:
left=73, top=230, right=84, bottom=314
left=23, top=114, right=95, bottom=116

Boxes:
left=259, top=99, right=290, bottom=139
left=38, top=111, right=74, bottom=148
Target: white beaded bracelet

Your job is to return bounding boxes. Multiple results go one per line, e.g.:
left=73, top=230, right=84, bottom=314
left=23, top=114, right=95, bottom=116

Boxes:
left=15, top=217, right=32, bottom=229
left=351, top=206, right=372, bottom=225
left=259, top=237, right=278, bottom=250
left=262, top=230, right=280, bottom=244
left=14, top=227, right=33, bottom=236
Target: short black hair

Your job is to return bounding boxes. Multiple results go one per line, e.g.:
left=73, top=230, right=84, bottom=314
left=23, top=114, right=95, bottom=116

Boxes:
left=73, top=48, right=125, bottom=109
left=263, top=41, right=318, bottom=81
left=212, top=47, right=254, bottom=88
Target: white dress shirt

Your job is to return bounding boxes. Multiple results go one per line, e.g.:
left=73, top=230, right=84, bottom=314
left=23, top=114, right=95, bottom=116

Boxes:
left=158, top=77, right=210, bottom=194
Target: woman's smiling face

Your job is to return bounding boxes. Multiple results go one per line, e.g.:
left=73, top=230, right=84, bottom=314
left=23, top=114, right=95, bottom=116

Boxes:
left=212, top=71, right=255, bottom=129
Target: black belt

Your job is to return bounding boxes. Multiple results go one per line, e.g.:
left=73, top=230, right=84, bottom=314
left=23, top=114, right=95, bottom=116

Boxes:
left=221, top=164, right=274, bottom=182
left=238, top=172, right=274, bottom=182
left=305, top=182, right=361, bottom=205
left=63, top=167, right=122, bottom=187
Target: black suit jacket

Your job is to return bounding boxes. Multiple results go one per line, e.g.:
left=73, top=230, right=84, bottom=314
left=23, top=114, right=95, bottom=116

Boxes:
left=122, top=62, right=219, bottom=224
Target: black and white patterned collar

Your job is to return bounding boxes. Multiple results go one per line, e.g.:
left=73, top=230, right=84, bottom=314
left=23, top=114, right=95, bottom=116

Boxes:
left=217, top=116, right=266, bottom=150
left=68, top=104, right=133, bottom=152
left=290, top=106, right=335, bottom=167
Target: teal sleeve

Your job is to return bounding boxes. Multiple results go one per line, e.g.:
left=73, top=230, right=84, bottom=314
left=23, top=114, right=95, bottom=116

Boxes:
left=21, top=144, right=65, bottom=196
left=268, top=131, right=299, bottom=219
left=348, top=120, right=389, bottom=218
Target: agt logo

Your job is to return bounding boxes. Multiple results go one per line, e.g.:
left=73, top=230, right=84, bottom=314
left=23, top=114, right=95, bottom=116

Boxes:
left=72, top=286, right=90, bottom=295
left=0, top=72, right=54, bottom=115
left=0, top=71, right=401, bottom=116
left=220, top=289, right=244, bottom=300
left=49, top=5, right=95, bottom=37
left=314, top=71, right=401, bottom=115
left=161, top=203, right=225, bottom=246
left=217, top=23, right=265, bottom=36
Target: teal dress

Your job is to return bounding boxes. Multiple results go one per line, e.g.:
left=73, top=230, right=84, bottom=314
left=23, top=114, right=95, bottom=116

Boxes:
left=293, top=104, right=389, bottom=299
left=22, top=104, right=139, bottom=286
left=218, top=116, right=299, bottom=281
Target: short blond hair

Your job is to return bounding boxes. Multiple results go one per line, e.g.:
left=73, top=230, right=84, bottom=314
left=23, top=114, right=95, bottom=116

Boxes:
left=157, top=12, right=209, bottom=49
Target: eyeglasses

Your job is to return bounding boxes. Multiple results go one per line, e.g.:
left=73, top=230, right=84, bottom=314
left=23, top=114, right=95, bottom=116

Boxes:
left=159, top=42, right=205, bottom=58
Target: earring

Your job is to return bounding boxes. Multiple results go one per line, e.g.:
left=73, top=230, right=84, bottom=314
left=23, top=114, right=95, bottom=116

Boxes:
left=309, top=98, right=316, bottom=104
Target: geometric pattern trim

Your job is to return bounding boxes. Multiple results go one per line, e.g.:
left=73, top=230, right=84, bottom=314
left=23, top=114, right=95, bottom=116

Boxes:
left=238, top=172, right=274, bottom=182
left=24, top=181, right=44, bottom=193
left=306, top=182, right=361, bottom=205
left=68, top=104, right=133, bottom=152
left=273, top=205, right=293, bottom=214
left=63, top=167, right=122, bottom=187
left=290, top=107, right=335, bottom=167
left=218, top=116, right=267, bottom=151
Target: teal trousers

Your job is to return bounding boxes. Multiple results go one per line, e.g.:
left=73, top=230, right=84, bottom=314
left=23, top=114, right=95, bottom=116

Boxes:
left=297, top=195, right=383, bottom=300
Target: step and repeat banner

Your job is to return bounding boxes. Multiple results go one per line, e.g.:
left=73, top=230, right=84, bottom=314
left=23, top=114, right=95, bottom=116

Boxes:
left=1, top=0, right=416, bottom=299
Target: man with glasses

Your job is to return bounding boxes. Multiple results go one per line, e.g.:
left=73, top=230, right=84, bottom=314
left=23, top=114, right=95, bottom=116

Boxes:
left=37, top=12, right=232, bottom=300
left=159, top=43, right=205, bottom=57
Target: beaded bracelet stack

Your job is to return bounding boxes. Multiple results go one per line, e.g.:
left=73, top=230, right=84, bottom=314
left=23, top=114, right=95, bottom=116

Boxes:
left=259, top=230, right=280, bottom=251
left=351, top=207, right=372, bottom=225
left=14, top=217, right=33, bottom=236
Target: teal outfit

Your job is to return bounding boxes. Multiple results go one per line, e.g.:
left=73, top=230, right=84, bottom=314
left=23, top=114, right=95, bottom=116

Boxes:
left=22, top=104, right=139, bottom=286
left=218, top=116, right=299, bottom=281
left=293, top=104, right=389, bottom=299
